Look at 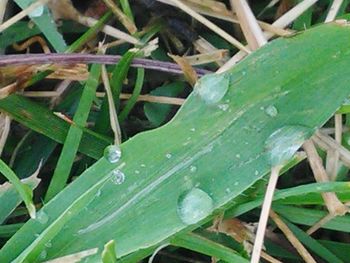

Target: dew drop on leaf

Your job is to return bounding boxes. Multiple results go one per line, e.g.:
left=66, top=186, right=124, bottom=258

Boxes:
left=104, top=145, right=121, bottom=164
left=177, top=188, right=214, bottom=225
left=36, top=211, right=49, bottom=224
left=265, top=125, right=312, bottom=166
left=194, top=73, right=230, bottom=104
left=190, top=165, right=197, bottom=173
left=265, top=105, right=278, bottom=117
left=111, top=169, right=125, bottom=185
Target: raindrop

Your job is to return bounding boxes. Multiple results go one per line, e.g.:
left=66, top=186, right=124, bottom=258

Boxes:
left=111, top=170, right=125, bottom=185
left=194, top=73, right=230, bottom=104
left=236, top=154, right=241, bottom=158
left=166, top=153, right=172, bottom=159
left=254, top=170, right=259, bottom=176
left=190, top=128, right=196, bottom=132
left=190, top=165, right=197, bottom=173
left=225, top=188, right=231, bottom=194
left=177, top=188, right=214, bottom=225
left=45, top=241, right=52, bottom=248
left=218, top=104, right=229, bottom=111
left=39, top=249, right=47, bottom=260
left=135, top=170, right=140, bottom=174
left=95, top=189, right=101, bottom=197
left=265, top=105, right=278, bottom=117
left=265, top=125, right=312, bottom=166
left=36, top=211, right=49, bottom=224
left=104, top=145, right=121, bottom=164
left=234, top=182, right=239, bottom=186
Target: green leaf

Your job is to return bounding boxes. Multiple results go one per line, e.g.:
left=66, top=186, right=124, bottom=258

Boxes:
left=102, top=240, right=117, bottom=263
left=144, top=81, right=185, bottom=126
left=14, top=0, right=67, bottom=52
left=171, top=233, right=249, bottom=263
left=283, top=220, right=343, bottom=263
left=273, top=205, right=350, bottom=232
left=2, top=23, right=350, bottom=262
left=0, top=174, right=40, bottom=224
left=45, top=64, right=102, bottom=201
left=0, top=159, right=36, bottom=219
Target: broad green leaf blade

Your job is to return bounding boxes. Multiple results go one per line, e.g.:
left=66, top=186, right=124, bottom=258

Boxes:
left=14, top=0, right=67, bottom=52
left=0, top=174, right=40, bottom=224
left=2, top=23, right=350, bottom=262
left=0, top=159, right=36, bottom=219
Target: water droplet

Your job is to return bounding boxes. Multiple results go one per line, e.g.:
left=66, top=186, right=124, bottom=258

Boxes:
left=45, top=241, right=52, bottom=248
left=104, top=145, right=121, bottom=164
left=194, top=73, right=230, bottom=104
left=235, top=154, right=241, bottom=158
left=36, top=211, right=49, bottom=224
left=218, top=104, right=229, bottom=111
left=111, top=170, right=125, bottom=185
left=254, top=170, right=259, bottom=176
left=190, top=128, right=196, bottom=132
left=234, top=182, right=239, bottom=186
left=96, top=189, right=101, bottom=197
left=190, top=165, right=197, bottom=173
left=177, top=188, right=214, bottom=225
left=39, top=249, right=47, bottom=260
left=166, top=153, right=172, bottom=159
left=29, top=5, right=44, bottom=18
left=265, top=105, right=278, bottom=117
left=225, top=188, right=231, bottom=193
left=135, top=170, right=140, bottom=174
left=265, top=125, right=312, bottom=166
left=141, top=164, right=146, bottom=168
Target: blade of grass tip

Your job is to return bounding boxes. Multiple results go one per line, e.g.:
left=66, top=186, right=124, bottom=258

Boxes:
left=119, top=68, right=145, bottom=122
left=120, top=0, right=135, bottom=23
left=171, top=233, right=249, bottom=263
left=44, top=63, right=101, bottom=201
left=94, top=49, right=139, bottom=135
left=101, top=64, right=121, bottom=145
left=0, top=0, right=50, bottom=33
left=102, top=240, right=117, bottom=263
left=0, top=159, right=36, bottom=218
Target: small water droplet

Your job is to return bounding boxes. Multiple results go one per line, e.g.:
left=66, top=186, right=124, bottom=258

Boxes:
left=135, top=170, right=140, bottom=174
left=96, top=189, right=101, bottom=197
left=141, top=164, right=146, bottom=168
left=177, top=188, right=214, bottom=225
left=194, top=73, right=230, bottom=104
left=255, top=170, right=259, bottom=176
left=190, top=165, right=197, bottom=173
left=235, top=154, right=241, bottom=158
left=218, top=104, right=229, bottom=111
left=36, top=211, right=49, bottom=224
left=45, top=241, right=52, bottom=248
left=190, top=128, right=196, bottom=132
left=39, top=249, right=47, bottom=260
left=265, top=125, right=312, bottom=166
left=265, top=105, right=278, bottom=117
left=111, top=170, right=125, bottom=185
left=225, top=188, right=231, bottom=193
left=166, top=153, right=172, bottom=159
left=234, top=182, right=239, bottom=186
left=104, top=145, right=121, bottom=164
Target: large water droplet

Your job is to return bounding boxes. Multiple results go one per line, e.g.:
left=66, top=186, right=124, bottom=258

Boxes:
left=265, top=105, right=278, bottom=117
left=194, top=73, right=230, bottom=104
left=177, top=188, right=214, bottom=225
left=111, top=170, right=125, bottom=185
left=265, top=125, right=312, bottom=166
left=36, top=211, right=49, bottom=224
left=104, top=145, right=121, bottom=163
